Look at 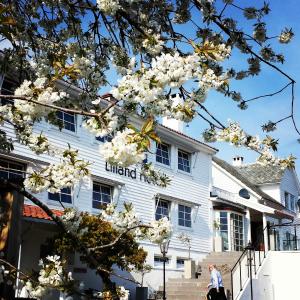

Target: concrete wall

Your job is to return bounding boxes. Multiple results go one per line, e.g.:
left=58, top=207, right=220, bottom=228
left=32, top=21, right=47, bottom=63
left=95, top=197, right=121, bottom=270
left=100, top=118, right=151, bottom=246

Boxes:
left=239, top=251, right=300, bottom=300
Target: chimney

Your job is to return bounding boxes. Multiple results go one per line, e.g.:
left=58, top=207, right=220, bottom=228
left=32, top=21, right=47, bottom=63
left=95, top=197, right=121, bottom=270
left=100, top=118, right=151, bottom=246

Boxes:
left=232, top=156, right=244, bottom=167
left=162, top=94, right=185, bottom=133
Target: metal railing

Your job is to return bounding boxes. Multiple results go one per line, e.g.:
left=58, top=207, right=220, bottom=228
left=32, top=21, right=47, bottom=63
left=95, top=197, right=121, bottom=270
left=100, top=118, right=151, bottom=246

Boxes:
left=231, top=222, right=300, bottom=300
left=230, top=243, right=266, bottom=300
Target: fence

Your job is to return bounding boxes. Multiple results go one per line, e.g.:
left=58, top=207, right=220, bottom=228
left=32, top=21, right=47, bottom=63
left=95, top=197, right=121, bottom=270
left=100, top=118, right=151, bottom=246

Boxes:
left=231, top=222, right=300, bottom=300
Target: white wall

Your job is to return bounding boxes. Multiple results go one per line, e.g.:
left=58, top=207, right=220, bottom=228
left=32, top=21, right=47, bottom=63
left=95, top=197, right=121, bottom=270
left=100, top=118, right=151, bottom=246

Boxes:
left=239, top=251, right=300, bottom=300
left=3, top=115, right=215, bottom=293
left=260, top=184, right=281, bottom=203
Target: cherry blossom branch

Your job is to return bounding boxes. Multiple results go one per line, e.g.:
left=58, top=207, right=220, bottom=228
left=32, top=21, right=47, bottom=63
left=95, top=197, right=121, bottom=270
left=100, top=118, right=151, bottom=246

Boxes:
left=0, top=94, right=118, bottom=118
left=0, top=179, right=148, bottom=286
left=89, top=224, right=151, bottom=251
left=243, top=82, right=292, bottom=103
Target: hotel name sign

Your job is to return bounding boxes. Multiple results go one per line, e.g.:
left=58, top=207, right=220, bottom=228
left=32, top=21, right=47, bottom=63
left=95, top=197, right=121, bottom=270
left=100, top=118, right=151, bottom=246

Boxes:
left=105, top=162, right=150, bottom=183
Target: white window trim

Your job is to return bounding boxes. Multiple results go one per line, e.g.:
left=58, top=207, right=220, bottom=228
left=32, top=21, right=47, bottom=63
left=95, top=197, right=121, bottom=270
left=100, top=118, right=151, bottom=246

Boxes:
left=154, top=255, right=171, bottom=268
left=177, top=149, right=191, bottom=174
left=156, top=142, right=171, bottom=167
left=47, top=188, right=73, bottom=208
left=178, top=203, right=193, bottom=229
left=92, top=181, right=114, bottom=211
left=155, top=198, right=171, bottom=221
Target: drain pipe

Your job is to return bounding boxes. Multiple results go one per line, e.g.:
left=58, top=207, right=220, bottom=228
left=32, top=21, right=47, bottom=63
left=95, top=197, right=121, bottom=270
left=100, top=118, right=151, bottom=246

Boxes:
left=14, top=243, right=22, bottom=298
left=15, top=222, right=33, bottom=297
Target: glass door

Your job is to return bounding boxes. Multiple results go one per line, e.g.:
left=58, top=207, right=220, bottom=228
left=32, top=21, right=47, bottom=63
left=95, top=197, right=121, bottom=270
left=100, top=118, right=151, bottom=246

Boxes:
left=231, top=213, right=244, bottom=251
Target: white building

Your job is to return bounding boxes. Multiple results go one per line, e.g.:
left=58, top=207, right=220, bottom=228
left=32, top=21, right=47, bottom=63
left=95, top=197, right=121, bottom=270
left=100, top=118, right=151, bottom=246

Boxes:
left=211, top=155, right=299, bottom=253
left=0, top=75, right=218, bottom=298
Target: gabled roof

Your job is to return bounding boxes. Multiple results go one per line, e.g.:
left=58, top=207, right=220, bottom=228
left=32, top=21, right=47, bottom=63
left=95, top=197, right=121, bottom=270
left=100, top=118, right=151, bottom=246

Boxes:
left=23, top=204, right=63, bottom=221
left=212, top=156, right=285, bottom=209
left=235, top=163, right=285, bottom=185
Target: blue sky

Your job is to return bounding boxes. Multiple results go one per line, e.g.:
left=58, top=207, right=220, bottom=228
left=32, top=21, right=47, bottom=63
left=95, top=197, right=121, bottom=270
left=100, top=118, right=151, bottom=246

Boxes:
left=183, top=1, right=300, bottom=174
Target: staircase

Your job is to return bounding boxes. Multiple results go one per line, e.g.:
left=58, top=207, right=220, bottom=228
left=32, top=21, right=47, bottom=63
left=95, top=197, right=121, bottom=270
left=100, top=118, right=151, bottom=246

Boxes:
left=165, top=252, right=241, bottom=300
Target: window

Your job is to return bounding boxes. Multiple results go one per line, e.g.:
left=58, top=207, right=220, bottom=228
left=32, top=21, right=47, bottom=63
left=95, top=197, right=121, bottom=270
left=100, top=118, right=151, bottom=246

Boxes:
left=92, top=182, right=112, bottom=209
left=57, top=111, right=76, bottom=132
left=176, top=258, right=185, bottom=269
left=178, top=150, right=191, bottom=173
left=219, top=211, right=229, bottom=251
left=48, top=187, right=72, bottom=204
left=156, top=143, right=170, bottom=166
left=0, top=76, right=18, bottom=105
left=154, top=255, right=169, bottom=267
left=0, top=160, right=24, bottom=179
left=155, top=200, right=169, bottom=220
left=284, top=192, right=290, bottom=210
left=284, top=192, right=296, bottom=212
left=290, top=194, right=295, bottom=211
left=178, top=204, right=191, bottom=227
left=231, top=213, right=244, bottom=251
left=96, top=135, right=112, bottom=143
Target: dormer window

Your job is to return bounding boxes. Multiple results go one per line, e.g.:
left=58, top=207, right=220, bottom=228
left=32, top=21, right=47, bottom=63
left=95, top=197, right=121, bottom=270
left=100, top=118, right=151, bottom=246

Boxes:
left=178, top=150, right=191, bottom=173
left=57, top=111, right=76, bottom=132
left=156, top=143, right=170, bottom=166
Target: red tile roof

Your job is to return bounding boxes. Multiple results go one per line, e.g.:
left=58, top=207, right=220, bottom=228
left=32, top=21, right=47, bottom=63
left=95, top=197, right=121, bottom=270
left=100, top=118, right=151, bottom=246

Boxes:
left=23, top=204, right=64, bottom=221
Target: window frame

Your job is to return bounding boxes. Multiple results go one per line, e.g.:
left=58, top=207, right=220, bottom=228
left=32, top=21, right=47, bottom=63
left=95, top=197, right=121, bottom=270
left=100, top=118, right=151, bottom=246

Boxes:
left=0, top=75, right=18, bottom=105
left=284, top=191, right=296, bottom=212
left=57, top=111, right=76, bottom=132
left=95, top=135, right=113, bottom=143
left=178, top=204, right=192, bottom=228
left=92, top=182, right=113, bottom=210
left=154, top=255, right=170, bottom=267
left=176, top=258, right=186, bottom=269
left=155, top=199, right=170, bottom=221
left=0, top=160, right=25, bottom=180
left=48, top=187, right=72, bottom=204
left=156, top=142, right=170, bottom=166
left=178, top=149, right=191, bottom=173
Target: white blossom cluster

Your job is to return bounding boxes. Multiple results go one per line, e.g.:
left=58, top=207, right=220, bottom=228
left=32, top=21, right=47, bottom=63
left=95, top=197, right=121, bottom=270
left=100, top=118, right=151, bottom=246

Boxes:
left=17, top=126, right=56, bottom=155
left=147, top=217, right=172, bottom=244
left=200, top=68, right=228, bottom=89
left=142, top=34, right=164, bottom=55
left=14, top=77, right=68, bottom=122
left=278, top=28, right=294, bottom=44
left=204, top=121, right=296, bottom=168
left=60, top=209, right=83, bottom=234
left=100, top=128, right=145, bottom=167
left=112, top=50, right=229, bottom=110
left=0, top=103, right=55, bottom=155
left=24, top=149, right=90, bottom=193
left=71, top=50, right=104, bottom=86
left=101, top=203, right=172, bottom=244
left=83, top=107, right=118, bottom=138
left=97, top=0, right=140, bottom=15
left=167, top=94, right=196, bottom=122
left=23, top=255, right=73, bottom=298
left=102, top=203, right=139, bottom=229
left=140, top=163, right=171, bottom=187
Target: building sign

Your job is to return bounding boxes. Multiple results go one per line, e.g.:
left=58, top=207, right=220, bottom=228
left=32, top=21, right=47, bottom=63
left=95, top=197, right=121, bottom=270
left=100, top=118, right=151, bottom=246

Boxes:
left=105, top=162, right=150, bottom=183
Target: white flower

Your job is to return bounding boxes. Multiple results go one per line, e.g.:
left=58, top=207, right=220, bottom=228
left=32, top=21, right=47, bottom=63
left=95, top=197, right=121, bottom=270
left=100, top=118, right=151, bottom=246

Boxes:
left=147, top=217, right=172, bottom=244
left=83, top=107, right=118, bottom=138
left=99, top=128, right=145, bottom=167
left=278, top=28, right=294, bottom=44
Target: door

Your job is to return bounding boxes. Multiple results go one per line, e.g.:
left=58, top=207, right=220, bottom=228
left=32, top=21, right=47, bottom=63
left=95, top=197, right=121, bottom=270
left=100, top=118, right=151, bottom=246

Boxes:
left=230, top=213, right=244, bottom=251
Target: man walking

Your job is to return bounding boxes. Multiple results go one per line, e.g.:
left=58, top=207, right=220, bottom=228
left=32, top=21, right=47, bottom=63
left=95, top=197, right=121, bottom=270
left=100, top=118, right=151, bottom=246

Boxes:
left=207, top=264, right=227, bottom=300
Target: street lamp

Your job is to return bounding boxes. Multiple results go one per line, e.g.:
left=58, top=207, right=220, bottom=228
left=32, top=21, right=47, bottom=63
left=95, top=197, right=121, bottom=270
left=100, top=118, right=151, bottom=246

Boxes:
left=160, top=239, right=170, bottom=300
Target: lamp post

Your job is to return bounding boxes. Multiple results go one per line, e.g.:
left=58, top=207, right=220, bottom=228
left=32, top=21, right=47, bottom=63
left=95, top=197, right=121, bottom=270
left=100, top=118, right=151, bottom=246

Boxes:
left=160, top=239, right=170, bottom=300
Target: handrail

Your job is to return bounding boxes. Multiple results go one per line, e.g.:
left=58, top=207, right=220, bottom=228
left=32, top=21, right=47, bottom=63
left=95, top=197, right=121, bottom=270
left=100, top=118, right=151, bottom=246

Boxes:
left=231, top=221, right=300, bottom=300
left=231, top=248, right=248, bottom=271
left=230, top=247, right=249, bottom=300
left=230, top=242, right=267, bottom=300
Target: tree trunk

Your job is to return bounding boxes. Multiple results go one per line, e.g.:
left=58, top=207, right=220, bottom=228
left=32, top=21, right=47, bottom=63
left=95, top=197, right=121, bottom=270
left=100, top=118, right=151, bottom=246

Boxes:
left=99, top=271, right=120, bottom=300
